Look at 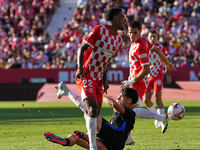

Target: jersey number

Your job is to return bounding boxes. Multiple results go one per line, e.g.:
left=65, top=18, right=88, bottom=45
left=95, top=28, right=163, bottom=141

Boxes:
left=83, top=79, right=92, bottom=87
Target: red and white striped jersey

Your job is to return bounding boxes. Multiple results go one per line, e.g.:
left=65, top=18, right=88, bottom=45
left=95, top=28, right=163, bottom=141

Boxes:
left=149, top=43, right=169, bottom=77
left=83, top=24, right=123, bottom=80
left=129, top=37, right=152, bottom=87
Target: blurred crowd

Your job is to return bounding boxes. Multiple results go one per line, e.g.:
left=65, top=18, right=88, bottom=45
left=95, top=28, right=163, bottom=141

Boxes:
left=0, top=0, right=60, bottom=69
left=0, top=0, right=200, bottom=69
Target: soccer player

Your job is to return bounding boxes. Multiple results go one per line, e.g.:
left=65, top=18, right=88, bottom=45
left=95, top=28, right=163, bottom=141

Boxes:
left=122, top=21, right=176, bottom=106
left=144, top=30, right=171, bottom=128
left=121, top=21, right=176, bottom=144
left=44, top=87, right=138, bottom=150
left=57, top=8, right=127, bottom=150
left=54, top=81, right=168, bottom=147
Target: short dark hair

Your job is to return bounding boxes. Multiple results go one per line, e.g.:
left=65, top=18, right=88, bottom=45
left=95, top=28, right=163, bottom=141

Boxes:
left=129, top=21, right=141, bottom=30
left=149, top=30, right=157, bottom=34
left=106, top=7, right=122, bottom=21
left=149, top=30, right=158, bottom=38
left=121, top=87, right=138, bottom=104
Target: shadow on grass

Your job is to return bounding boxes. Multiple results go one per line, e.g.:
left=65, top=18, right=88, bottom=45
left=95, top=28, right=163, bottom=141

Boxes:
left=0, top=107, right=113, bottom=120
left=0, top=106, right=199, bottom=121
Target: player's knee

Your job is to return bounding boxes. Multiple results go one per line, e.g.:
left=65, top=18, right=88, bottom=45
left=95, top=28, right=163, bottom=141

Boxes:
left=87, top=106, right=98, bottom=117
left=84, top=97, right=98, bottom=117
left=143, top=98, right=150, bottom=105
left=67, top=134, right=77, bottom=146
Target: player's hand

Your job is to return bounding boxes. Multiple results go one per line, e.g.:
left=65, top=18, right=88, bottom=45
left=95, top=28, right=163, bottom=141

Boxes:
left=166, top=74, right=172, bottom=85
left=120, top=80, right=130, bottom=89
left=166, top=63, right=176, bottom=72
left=76, top=68, right=86, bottom=80
left=103, top=81, right=109, bottom=94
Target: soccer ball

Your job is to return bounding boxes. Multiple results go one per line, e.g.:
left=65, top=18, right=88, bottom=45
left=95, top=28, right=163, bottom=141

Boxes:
left=167, top=103, right=185, bottom=120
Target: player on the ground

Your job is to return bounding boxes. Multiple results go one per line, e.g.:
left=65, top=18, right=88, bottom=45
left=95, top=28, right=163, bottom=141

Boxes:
left=57, top=7, right=127, bottom=150
left=45, top=87, right=138, bottom=150
left=54, top=81, right=168, bottom=147
left=144, top=30, right=171, bottom=128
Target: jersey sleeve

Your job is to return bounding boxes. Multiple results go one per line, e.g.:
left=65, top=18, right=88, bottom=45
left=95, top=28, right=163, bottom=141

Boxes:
left=146, top=39, right=153, bottom=50
left=113, top=36, right=123, bottom=57
left=138, top=44, right=149, bottom=66
left=83, top=25, right=100, bottom=48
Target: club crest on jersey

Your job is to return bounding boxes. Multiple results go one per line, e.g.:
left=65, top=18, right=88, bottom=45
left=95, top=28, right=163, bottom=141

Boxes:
left=156, top=79, right=162, bottom=85
left=105, top=50, right=115, bottom=57
left=139, top=53, right=147, bottom=58
left=88, top=88, right=93, bottom=93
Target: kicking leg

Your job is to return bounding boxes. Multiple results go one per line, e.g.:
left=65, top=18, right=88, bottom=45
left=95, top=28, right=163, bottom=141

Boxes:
left=133, top=107, right=168, bottom=133
left=56, top=82, right=87, bottom=113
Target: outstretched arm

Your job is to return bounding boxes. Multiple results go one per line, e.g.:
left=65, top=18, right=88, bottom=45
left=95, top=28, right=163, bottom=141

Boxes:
left=103, top=96, right=125, bottom=114
left=151, top=46, right=176, bottom=72
left=165, top=57, right=172, bottom=84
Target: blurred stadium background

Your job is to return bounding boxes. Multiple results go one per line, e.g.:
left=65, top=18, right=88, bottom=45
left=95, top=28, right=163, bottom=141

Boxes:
left=0, top=0, right=199, bottom=101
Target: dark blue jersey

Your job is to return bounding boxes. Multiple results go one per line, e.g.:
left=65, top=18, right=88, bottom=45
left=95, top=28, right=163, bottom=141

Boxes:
left=97, top=107, right=136, bottom=150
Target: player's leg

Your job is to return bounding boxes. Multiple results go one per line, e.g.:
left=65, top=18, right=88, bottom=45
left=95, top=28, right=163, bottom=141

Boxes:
left=74, top=130, right=107, bottom=150
left=96, top=84, right=103, bottom=115
left=144, top=77, right=157, bottom=113
left=44, top=132, right=71, bottom=146
left=133, top=107, right=168, bottom=133
left=154, top=71, right=165, bottom=112
left=56, top=82, right=87, bottom=113
left=155, top=92, right=165, bottom=114
left=75, top=131, right=107, bottom=149
left=44, top=131, right=90, bottom=149
left=154, top=71, right=165, bottom=127
left=154, top=92, right=164, bottom=128
left=77, top=77, right=102, bottom=150
left=83, top=97, right=98, bottom=150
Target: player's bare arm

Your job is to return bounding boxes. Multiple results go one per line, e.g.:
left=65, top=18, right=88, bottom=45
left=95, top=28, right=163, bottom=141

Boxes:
left=76, top=43, right=90, bottom=80
left=165, top=57, right=172, bottom=84
left=134, top=64, right=150, bottom=82
left=103, top=96, right=125, bottom=114
left=121, top=64, right=150, bottom=88
left=151, top=46, right=176, bottom=72
left=102, top=68, right=109, bottom=94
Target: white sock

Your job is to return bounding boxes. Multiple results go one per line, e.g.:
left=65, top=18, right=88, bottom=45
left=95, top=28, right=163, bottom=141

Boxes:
left=147, top=104, right=157, bottom=113
left=86, top=116, right=97, bottom=150
left=68, top=90, right=87, bottom=113
left=157, top=108, right=165, bottom=115
left=133, top=107, right=163, bottom=121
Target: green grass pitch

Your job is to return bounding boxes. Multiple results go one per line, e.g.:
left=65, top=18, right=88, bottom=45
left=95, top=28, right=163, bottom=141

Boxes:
left=0, top=101, right=200, bottom=150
